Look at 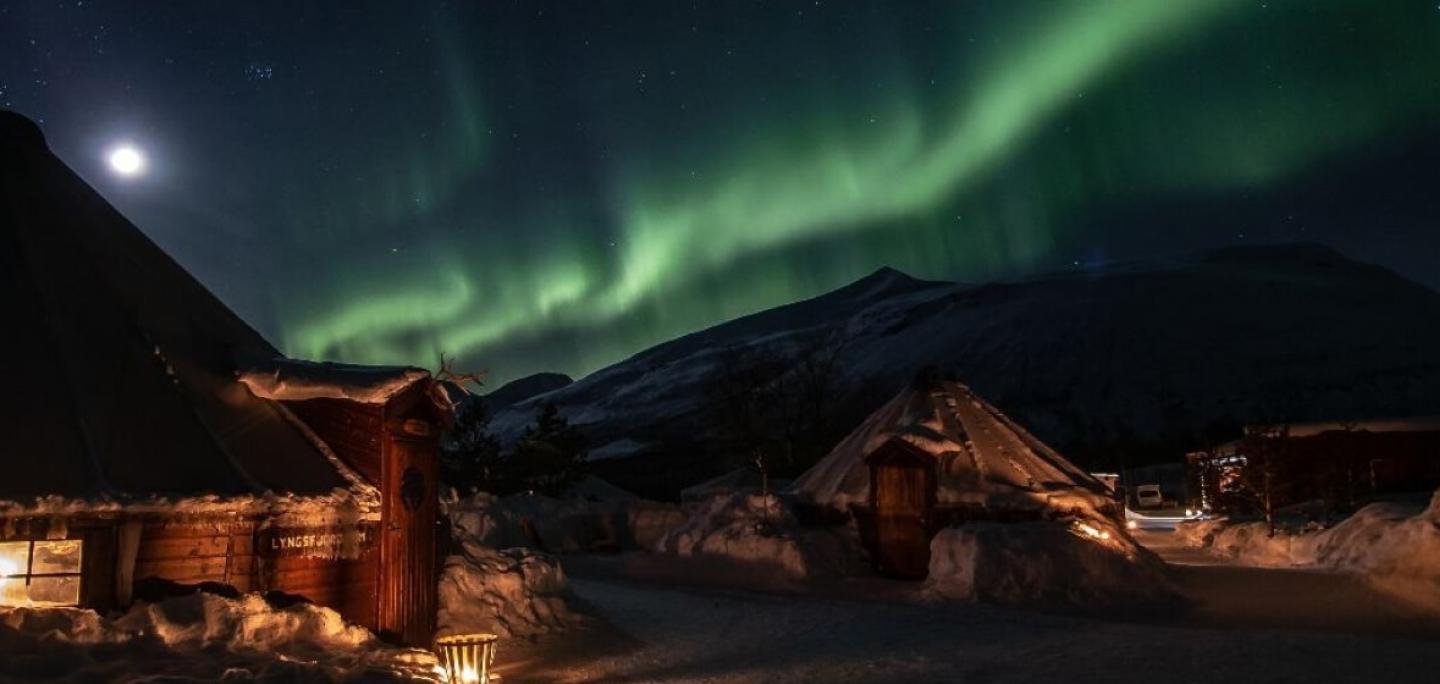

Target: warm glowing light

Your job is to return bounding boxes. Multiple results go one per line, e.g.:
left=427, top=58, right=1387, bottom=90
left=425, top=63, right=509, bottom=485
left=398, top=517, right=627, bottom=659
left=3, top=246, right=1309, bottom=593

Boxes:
left=0, top=547, right=25, bottom=607
left=435, top=633, right=499, bottom=684
left=108, top=145, right=146, bottom=177
left=1072, top=521, right=1112, bottom=541
left=1125, top=520, right=1139, bottom=530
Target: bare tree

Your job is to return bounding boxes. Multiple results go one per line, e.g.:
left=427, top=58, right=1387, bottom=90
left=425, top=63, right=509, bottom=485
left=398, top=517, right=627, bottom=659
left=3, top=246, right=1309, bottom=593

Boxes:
left=1238, top=425, right=1293, bottom=536
left=702, top=329, right=850, bottom=479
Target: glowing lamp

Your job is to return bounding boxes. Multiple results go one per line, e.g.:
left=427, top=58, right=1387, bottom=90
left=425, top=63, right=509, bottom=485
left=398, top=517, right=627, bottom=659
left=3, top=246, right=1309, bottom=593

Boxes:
left=435, top=633, right=499, bottom=684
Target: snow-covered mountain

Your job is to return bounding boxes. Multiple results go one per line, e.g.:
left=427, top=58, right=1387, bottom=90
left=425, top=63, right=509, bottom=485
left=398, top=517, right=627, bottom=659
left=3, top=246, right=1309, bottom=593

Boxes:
left=483, top=372, right=573, bottom=410
left=492, top=244, right=1440, bottom=479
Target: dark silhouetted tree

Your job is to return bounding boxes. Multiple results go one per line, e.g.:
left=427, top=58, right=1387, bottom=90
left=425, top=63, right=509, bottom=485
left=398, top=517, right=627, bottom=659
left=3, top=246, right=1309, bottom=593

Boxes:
left=512, top=402, right=587, bottom=495
left=440, top=399, right=505, bottom=494
left=702, top=330, right=849, bottom=479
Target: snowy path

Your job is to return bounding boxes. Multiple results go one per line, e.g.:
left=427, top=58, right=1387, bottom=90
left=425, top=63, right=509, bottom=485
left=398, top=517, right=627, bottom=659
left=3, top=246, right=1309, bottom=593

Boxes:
left=497, top=566, right=1440, bottom=683
left=1133, top=529, right=1440, bottom=639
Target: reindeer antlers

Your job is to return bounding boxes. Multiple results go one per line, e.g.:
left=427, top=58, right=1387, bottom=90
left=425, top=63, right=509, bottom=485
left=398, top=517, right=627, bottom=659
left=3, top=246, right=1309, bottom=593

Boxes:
left=435, top=352, right=488, bottom=395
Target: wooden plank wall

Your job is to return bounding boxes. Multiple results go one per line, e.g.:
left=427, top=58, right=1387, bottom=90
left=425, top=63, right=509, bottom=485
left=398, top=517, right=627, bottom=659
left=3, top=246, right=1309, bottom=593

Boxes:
left=286, top=398, right=385, bottom=484
left=265, top=552, right=378, bottom=627
left=131, top=517, right=380, bottom=629
left=134, top=519, right=256, bottom=591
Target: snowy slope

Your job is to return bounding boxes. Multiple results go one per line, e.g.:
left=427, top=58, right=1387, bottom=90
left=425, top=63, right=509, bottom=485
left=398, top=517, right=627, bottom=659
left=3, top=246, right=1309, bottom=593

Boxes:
left=482, top=372, right=574, bottom=409
left=492, top=244, right=1440, bottom=475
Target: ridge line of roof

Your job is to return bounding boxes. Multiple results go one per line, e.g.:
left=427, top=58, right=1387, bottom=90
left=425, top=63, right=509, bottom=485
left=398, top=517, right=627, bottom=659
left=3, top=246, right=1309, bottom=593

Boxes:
left=271, top=401, right=377, bottom=495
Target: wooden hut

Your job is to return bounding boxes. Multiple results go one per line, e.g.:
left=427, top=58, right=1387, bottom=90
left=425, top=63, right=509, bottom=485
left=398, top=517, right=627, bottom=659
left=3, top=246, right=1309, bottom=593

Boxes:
left=1188, top=416, right=1440, bottom=515
left=0, top=111, right=448, bottom=646
left=791, top=374, right=1110, bottom=578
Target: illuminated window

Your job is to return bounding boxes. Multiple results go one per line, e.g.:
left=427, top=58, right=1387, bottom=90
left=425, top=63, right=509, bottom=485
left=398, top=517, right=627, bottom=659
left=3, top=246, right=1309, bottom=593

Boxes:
left=0, top=540, right=83, bottom=607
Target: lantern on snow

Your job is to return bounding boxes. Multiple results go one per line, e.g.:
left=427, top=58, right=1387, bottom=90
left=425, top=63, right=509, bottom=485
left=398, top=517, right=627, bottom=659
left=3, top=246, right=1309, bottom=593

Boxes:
left=435, top=633, right=499, bottom=683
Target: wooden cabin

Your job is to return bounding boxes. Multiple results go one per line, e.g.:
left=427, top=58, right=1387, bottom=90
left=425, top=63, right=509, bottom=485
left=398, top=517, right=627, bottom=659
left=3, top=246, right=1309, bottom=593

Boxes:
left=1188, top=416, right=1440, bottom=515
left=0, top=111, right=448, bottom=646
left=791, top=375, right=1111, bottom=579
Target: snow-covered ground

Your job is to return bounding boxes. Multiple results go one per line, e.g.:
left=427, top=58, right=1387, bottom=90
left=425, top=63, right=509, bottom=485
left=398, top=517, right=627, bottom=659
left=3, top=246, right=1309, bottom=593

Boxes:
left=653, top=493, right=864, bottom=582
left=1175, top=492, right=1440, bottom=614
left=0, top=592, right=443, bottom=683
left=497, top=573, right=1440, bottom=683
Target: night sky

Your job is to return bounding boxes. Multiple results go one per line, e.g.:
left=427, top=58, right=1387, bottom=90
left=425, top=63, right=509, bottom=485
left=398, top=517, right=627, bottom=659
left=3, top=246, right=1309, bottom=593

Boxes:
left=3, top=1, right=1437, bottom=385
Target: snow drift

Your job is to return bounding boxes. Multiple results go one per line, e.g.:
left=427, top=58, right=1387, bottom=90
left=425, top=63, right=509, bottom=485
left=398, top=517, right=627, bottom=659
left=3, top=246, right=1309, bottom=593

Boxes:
left=445, top=491, right=684, bottom=553
left=653, top=494, right=864, bottom=581
left=0, top=592, right=441, bottom=682
left=437, top=540, right=589, bottom=638
left=1177, top=493, right=1440, bottom=613
left=925, top=518, right=1176, bottom=608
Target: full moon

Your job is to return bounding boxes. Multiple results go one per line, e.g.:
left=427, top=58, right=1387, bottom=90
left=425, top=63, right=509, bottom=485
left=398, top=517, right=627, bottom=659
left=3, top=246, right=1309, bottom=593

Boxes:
left=108, top=145, right=146, bottom=177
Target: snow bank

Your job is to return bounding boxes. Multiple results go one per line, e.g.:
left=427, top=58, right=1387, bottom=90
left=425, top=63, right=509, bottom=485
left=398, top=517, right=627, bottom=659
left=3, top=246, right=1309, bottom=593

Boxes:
left=925, top=518, right=1176, bottom=608
left=1173, top=517, right=1230, bottom=548
left=445, top=492, right=684, bottom=553
left=626, top=499, right=689, bottom=550
left=0, top=592, right=440, bottom=682
left=438, top=540, right=589, bottom=638
left=653, top=494, right=864, bottom=581
left=1180, top=495, right=1440, bottom=613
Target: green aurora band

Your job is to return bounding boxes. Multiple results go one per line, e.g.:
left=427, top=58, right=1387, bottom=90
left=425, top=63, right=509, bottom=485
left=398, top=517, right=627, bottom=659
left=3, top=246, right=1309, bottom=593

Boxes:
left=271, top=0, right=1440, bottom=384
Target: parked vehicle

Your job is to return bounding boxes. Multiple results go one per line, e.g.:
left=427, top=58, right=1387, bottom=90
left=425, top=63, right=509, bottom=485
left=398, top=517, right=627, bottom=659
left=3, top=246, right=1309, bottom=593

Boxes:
left=1135, top=484, right=1164, bottom=509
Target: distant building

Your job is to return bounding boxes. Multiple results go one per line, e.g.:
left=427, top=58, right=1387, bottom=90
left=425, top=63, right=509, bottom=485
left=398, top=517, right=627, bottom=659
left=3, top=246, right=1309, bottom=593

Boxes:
left=1188, top=417, right=1440, bottom=515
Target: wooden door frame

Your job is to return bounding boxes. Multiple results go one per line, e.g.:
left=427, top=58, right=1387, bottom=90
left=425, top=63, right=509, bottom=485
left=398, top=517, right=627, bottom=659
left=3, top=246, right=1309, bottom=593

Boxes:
left=864, top=438, right=938, bottom=579
left=375, top=382, right=441, bottom=646
left=865, top=438, right=938, bottom=520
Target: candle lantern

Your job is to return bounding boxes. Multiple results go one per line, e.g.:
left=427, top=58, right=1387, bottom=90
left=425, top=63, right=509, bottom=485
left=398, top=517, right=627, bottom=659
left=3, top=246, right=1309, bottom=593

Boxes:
left=435, top=633, right=500, bottom=683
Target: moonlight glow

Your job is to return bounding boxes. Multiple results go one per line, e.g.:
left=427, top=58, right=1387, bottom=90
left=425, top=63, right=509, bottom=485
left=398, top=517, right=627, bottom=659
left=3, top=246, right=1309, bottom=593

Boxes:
left=107, top=145, right=146, bottom=177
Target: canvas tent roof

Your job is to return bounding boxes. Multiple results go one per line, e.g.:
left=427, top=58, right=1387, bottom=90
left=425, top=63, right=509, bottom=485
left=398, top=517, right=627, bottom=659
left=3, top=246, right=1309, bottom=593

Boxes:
left=790, top=375, right=1108, bottom=512
left=0, top=111, right=362, bottom=504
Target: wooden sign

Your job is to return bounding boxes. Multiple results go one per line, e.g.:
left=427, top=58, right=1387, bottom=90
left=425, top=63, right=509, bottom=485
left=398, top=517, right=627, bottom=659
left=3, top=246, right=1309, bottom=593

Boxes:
left=258, top=524, right=376, bottom=560
left=401, top=418, right=434, bottom=437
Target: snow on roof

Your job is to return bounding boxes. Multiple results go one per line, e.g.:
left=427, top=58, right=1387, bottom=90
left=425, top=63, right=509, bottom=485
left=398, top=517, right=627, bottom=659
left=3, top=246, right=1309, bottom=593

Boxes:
left=0, top=486, right=380, bottom=523
left=1251, top=416, right=1440, bottom=438
left=239, top=359, right=431, bottom=404
left=790, top=376, right=1108, bottom=512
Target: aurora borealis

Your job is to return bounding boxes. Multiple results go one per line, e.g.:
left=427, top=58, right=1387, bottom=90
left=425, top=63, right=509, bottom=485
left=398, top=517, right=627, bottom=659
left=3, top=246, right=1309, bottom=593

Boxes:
left=4, top=1, right=1438, bottom=385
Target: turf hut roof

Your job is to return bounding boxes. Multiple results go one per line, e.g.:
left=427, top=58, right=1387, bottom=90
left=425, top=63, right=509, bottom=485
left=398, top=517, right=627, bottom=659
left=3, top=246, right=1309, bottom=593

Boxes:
left=791, top=375, right=1109, bottom=513
left=0, top=111, right=361, bottom=505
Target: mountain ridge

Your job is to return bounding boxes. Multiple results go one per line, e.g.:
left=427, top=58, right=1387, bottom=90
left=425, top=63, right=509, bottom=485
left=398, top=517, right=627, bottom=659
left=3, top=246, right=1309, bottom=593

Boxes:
left=491, top=243, right=1440, bottom=494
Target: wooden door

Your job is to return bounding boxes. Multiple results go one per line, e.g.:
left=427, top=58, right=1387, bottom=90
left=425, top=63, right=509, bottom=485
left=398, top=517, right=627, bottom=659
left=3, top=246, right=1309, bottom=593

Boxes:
left=872, top=461, right=933, bottom=579
left=377, top=435, right=437, bottom=645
